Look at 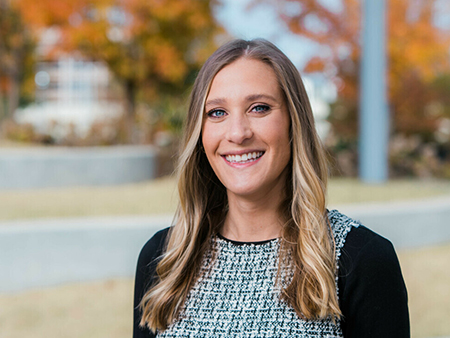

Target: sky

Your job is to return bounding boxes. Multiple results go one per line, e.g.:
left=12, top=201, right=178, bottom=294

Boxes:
left=214, top=0, right=342, bottom=138
left=214, top=0, right=321, bottom=70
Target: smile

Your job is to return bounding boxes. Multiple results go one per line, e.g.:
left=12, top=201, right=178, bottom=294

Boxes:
left=224, top=151, right=264, bottom=164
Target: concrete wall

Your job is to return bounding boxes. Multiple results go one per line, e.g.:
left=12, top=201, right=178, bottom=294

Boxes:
left=333, top=195, right=450, bottom=249
left=0, top=146, right=157, bottom=189
left=1, top=196, right=450, bottom=292
left=0, top=215, right=172, bottom=292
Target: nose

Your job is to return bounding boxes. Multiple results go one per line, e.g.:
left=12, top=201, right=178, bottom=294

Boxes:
left=225, top=113, right=253, bottom=144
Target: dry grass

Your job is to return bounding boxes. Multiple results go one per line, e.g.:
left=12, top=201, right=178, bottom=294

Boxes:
left=0, top=244, right=449, bottom=338
left=328, top=178, right=450, bottom=204
left=0, top=139, right=42, bottom=148
left=2, top=177, right=450, bottom=221
left=0, top=176, right=178, bottom=221
left=0, top=279, right=133, bottom=338
left=399, top=244, right=450, bottom=338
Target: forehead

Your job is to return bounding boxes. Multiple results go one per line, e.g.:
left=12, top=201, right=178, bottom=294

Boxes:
left=206, top=58, right=283, bottom=104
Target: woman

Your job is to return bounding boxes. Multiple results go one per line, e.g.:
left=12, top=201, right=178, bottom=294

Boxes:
left=133, top=39, right=409, bottom=337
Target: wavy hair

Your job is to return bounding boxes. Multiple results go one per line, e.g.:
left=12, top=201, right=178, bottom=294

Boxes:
left=139, top=39, right=340, bottom=332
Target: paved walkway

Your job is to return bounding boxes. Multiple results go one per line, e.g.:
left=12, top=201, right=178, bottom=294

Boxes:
left=1, top=195, right=450, bottom=292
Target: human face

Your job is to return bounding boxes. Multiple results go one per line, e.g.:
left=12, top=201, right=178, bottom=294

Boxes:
left=202, top=58, right=291, bottom=201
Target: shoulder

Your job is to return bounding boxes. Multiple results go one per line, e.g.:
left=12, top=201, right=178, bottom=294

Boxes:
left=133, top=228, right=170, bottom=338
left=340, top=224, right=399, bottom=276
left=335, top=218, right=410, bottom=336
left=137, top=227, right=171, bottom=269
left=134, top=227, right=171, bottom=302
left=329, top=209, right=407, bottom=310
left=327, top=209, right=362, bottom=253
left=327, top=209, right=396, bottom=266
left=332, top=209, right=402, bottom=284
left=344, top=223, right=394, bottom=251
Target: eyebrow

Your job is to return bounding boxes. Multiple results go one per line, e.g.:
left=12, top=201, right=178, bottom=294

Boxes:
left=205, top=94, right=279, bottom=110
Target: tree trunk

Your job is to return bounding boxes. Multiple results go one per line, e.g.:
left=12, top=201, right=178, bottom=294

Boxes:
left=7, top=75, right=20, bottom=118
left=0, top=90, right=5, bottom=121
left=124, top=80, right=136, bottom=143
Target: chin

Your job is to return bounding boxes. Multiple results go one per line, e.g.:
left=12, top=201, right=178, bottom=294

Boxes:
left=226, top=184, right=264, bottom=198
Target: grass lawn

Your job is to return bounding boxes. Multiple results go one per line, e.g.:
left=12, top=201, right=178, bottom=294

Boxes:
left=1, top=243, right=449, bottom=338
left=2, top=176, right=450, bottom=221
left=328, top=177, right=450, bottom=204
left=0, top=279, right=133, bottom=338
left=1, top=175, right=450, bottom=337
left=399, top=244, right=450, bottom=338
left=0, top=176, right=179, bottom=221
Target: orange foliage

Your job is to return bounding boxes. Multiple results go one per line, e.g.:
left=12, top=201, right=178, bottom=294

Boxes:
left=266, top=0, right=450, bottom=139
left=16, top=0, right=222, bottom=84
left=0, top=76, right=9, bottom=92
left=14, top=0, right=223, bottom=123
left=387, top=0, right=450, bottom=137
left=303, top=56, right=326, bottom=73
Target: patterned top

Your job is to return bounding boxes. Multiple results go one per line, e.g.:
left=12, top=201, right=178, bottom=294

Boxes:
left=157, top=210, right=360, bottom=338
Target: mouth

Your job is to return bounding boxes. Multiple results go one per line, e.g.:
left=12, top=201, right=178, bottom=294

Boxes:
left=223, top=151, right=264, bottom=164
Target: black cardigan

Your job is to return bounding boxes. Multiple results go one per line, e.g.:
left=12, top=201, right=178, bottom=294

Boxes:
left=133, top=225, right=410, bottom=337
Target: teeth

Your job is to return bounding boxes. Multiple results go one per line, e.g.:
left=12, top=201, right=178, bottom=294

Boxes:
left=225, top=151, right=263, bottom=163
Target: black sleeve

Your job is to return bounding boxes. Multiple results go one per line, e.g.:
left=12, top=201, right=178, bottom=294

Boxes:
left=338, top=225, right=410, bottom=338
left=133, top=227, right=170, bottom=338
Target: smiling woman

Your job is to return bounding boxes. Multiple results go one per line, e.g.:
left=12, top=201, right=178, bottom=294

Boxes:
left=202, top=58, right=291, bottom=240
left=133, top=39, right=410, bottom=337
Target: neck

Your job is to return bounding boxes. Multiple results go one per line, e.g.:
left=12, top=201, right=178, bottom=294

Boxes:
left=221, top=190, right=286, bottom=243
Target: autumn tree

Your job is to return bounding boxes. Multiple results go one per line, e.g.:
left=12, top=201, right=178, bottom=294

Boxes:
left=262, top=1, right=450, bottom=137
left=0, top=0, right=35, bottom=120
left=257, top=0, right=450, bottom=175
left=16, top=0, right=223, bottom=140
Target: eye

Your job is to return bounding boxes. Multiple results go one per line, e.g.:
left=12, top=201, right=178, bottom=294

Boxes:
left=207, top=109, right=227, bottom=118
left=251, top=104, right=270, bottom=113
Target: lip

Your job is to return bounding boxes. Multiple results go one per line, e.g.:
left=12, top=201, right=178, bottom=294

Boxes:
left=220, top=149, right=265, bottom=156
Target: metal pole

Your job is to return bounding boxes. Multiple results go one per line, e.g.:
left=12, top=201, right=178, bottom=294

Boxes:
left=359, top=0, right=389, bottom=183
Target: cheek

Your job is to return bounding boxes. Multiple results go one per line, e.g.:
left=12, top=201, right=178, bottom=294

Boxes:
left=260, top=118, right=290, bottom=146
left=268, top=121, right=291, bottom=163
left=201, top=123, right=218, bottom=161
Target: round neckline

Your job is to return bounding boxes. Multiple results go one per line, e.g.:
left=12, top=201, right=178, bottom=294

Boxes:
left=216, top=233, right=279, bottom=246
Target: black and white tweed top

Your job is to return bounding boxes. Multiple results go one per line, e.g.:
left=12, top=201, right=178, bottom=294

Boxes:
left=133, top=210, right=410, bottom=338
left=157, top=210, right=356, bottom=337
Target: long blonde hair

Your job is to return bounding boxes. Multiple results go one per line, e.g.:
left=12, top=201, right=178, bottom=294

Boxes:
left=139, top=39, right=340, bottom=332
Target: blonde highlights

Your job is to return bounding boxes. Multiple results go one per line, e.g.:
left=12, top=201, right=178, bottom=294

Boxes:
left=139, top=39, right=340, bottom=332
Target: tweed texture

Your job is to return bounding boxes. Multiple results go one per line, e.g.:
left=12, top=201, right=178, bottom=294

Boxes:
left=157, top=210, right=357, bottom=338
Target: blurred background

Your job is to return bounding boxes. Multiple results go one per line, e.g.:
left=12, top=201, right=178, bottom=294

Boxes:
left=1, top=0, right=450, bottom=337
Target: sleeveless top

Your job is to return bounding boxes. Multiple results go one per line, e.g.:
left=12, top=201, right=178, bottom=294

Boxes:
left=156, top=210, right=360, bottom=337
